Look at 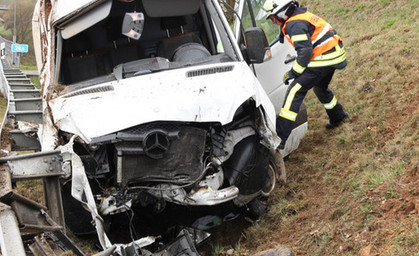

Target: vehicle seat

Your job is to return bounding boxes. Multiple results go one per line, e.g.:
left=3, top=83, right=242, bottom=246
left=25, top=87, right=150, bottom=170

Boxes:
left=65, top=34, right=92, bottom=57
left=172, top=42, right=210, bottom=62
left=62, top=34, right=98, bottom=84
left=157, top=16, right=204, bottom=60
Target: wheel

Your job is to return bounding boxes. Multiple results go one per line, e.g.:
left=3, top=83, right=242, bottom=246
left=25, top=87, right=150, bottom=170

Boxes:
left=242, top=196, right=269, bottom=221
left=261, top=157, right=277, bottom=197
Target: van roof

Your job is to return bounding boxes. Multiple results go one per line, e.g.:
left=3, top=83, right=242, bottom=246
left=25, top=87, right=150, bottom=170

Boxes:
left=52, top=0, right=107, bottom=24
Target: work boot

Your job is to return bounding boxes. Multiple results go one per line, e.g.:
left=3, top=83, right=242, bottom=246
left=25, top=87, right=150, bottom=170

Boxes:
left=325, top=112, right=350, bottom=129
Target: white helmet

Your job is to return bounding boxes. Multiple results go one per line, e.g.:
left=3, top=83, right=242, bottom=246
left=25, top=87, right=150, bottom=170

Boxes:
left=259, top=0, right=299, bottom=21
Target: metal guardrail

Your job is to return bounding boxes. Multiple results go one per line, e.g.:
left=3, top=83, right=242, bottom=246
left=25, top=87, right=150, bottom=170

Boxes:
left=0, top=37, right=83, bottom=256
left=0, top=58, right=42, bottom=151
left=0, top=47, right=43, bottom=256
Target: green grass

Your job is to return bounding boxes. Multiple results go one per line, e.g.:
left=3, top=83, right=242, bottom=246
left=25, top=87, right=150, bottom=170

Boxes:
left=381, top=18, right=397, bottom=30
left=19, top=63, right=37, bottom=70
left=19, top=55, right=37, bottom=70
left=0, top=24, right=11, bottom=36
left=236, top=0, right=419, bottom=255
left=30, top=76, right=40, bottom=89
left=0, top=97, right=6, bottom=120
left=15, top=180, right=44, bottom=204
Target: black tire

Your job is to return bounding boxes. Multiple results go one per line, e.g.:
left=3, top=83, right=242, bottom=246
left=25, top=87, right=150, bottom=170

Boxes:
left=241, top=196, right=269, bottom=221
left=261, top=155, right=277, bottom=196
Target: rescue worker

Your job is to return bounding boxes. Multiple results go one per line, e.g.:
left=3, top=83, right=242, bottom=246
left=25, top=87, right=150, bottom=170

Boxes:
left=262, top=0, right=349, bottom=149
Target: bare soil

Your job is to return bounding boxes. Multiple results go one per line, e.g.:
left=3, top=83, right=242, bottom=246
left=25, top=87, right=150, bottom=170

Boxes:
left=0, top=123, right=12, bottom=157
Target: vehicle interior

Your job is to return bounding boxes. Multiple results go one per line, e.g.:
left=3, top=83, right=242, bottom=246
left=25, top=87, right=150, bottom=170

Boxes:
left=57, top=0, right=236, bottom=85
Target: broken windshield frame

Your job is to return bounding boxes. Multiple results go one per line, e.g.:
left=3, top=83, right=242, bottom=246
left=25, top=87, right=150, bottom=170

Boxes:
left=55, top=53, right=234, bottom=93
left=113, top=54, right=233, bottom=80
left=53, top=0, right=241, bottom=88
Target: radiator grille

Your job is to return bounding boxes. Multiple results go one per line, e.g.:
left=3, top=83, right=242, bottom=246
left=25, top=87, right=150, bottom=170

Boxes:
left=187, top=65, right=234, bottom=77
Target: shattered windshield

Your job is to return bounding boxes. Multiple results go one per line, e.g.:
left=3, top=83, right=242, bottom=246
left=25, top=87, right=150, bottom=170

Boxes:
left=57, top=0, right=238, bottom=86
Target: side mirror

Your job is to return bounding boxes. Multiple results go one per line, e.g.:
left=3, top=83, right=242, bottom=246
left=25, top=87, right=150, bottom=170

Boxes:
left=244, top=27, right=271, bottom=64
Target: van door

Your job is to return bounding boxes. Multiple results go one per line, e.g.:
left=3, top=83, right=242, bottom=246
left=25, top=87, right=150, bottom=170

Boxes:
left=220, top=0, right=308, bottom=155
left=227, top=0, right=296, bottom=113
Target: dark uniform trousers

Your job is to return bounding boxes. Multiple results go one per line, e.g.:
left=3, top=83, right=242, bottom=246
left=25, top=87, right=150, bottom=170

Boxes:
left=276, top=66, right=346, bottom=141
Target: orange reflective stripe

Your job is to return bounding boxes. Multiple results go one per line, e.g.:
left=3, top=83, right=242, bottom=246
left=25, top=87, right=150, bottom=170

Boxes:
left=282, top=11, right=342, bottom=60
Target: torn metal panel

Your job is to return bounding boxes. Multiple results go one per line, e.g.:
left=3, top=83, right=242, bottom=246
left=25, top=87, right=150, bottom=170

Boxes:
left=16, top=120, right=39, bottom=133
left=32, top=0, right=60, bottom=151
left=187, top=186, right=239, bottom=205
left=0, top=204, right=26, bottom=256
left=9, top=130, right=41, bottom=151
left=46, top=231, right=86, bottom=256
left=9, top=121, right=41, bottom=151
left=29, top=234, right=57, bottom=256
left=63, top=136, right=113, bottom=249
left=93, top=245, right=117, bottom=256
left=28, top=231, right=87, bottom=256
left=280, top=122, right=308, bottom=157
left=271, top=148, right=287, bottom=185
left=145, top=184, right=239, bottom=206
left=0, top=192, right=62, bottom=236
left=62, top=136, right=157, bottom=253
left=0, top=166, right=26, bottom=256
left=98, top=196, right=132, bottom=216
left=153, top=229, right=201, bottom=256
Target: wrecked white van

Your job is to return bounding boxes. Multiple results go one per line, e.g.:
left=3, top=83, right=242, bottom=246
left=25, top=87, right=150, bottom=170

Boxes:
left=30, top=0, right=307, bottom=251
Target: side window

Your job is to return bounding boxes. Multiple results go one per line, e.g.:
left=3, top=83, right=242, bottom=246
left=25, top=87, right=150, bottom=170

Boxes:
left=241, top=0, right=280, bottom=44
left=213, top=19, right=225, bottom=53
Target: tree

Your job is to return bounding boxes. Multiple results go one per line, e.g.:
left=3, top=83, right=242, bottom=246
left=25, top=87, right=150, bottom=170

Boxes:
left=1, top=0, right=36, bottom=45
left=219, top=0, right=267, bottom=25
left=219, top=0, right=239, bottom=24
left=0, top=0, right=36, bottom=61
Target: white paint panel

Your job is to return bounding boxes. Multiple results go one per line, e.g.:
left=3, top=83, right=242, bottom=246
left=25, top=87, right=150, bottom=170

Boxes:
left=61, top=1, right=112, bottom=39
left=52, top=0, right=106, bottom=24
left=254, top=41, right=296, bottom=113
left=49, top=62, right=278, bottom=143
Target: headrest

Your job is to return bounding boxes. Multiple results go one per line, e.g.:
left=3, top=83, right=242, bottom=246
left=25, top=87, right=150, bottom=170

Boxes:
left=65, top=34, right=91, bottom=56
left=160, top=16, right=186, bottom=30
left=142, top=0, right=200, bottom=17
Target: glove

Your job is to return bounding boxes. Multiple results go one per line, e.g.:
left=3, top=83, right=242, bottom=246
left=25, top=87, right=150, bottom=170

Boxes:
left=283, top=70, right=297, bottom=85
left=279, top=31, right=284, bottom=44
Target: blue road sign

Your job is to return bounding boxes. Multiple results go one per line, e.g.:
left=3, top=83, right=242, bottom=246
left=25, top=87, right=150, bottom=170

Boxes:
left=11, top=44, right=28, bottom=53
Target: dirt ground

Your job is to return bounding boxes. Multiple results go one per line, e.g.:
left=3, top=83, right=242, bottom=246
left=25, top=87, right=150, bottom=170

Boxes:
left=0, top=124, right=11, bottom=157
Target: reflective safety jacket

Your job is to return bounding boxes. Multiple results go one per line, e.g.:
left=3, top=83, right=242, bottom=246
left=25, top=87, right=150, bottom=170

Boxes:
left=282, top=11, right=346, bottom=74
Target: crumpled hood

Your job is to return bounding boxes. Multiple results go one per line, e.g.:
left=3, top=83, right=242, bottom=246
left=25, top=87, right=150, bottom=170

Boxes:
left=49, top=62, right=277, bottom=143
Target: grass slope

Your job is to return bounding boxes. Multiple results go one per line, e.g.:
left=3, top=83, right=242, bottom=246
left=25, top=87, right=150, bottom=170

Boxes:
left=238, top=0, right=418, bottom=255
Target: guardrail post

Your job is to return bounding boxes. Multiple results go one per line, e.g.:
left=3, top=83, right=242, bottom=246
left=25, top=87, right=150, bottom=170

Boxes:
left=44, top=176, right=65, bottom=230
left=0, top=166, right=26, bottom=256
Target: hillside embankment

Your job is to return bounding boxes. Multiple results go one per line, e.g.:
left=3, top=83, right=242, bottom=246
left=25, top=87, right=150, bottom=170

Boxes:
left=235, top=0, right=418, bottom=255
